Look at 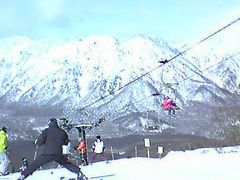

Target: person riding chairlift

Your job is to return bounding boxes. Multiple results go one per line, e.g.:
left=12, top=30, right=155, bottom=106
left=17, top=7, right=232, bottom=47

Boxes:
left=162, top=96, right=176, bottom=116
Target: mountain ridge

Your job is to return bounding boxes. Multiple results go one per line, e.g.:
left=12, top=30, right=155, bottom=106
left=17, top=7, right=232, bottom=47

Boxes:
left=0, top=35, right=239, bottom=140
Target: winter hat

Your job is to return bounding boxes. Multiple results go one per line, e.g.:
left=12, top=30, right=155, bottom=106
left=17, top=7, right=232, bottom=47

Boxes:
left=2, top=127, right=7, bottom=133
left=96, top=135, right=101, bottom=139
left=48, top=118, right=58, bottom=126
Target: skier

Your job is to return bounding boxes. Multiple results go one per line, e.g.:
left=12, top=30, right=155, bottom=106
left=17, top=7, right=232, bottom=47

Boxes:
left=90, top=136, right=108, bottom=164
left=57, top=141, right=72, bottom=168
left=62, top=141, right=71, bottom=159
left=17, top=118, right=88, bottom=180
left=162, top=96, right=176, bottom=116
left=77, top=138, right=88, bottom=166
left=0, top=126, right=10, bottom=176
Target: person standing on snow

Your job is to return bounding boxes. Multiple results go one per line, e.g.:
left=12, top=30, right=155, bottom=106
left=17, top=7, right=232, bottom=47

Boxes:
left=90, top=136, right=108, bottom=164
left=0, top=127, right=10, bottom=176
left=57, top=140, right=71, bottom=168
left=62, top=140, right=71, bottom=159
left=17, top=118, right=88, bottom=180
left=77, top=138, right=88, bottom=166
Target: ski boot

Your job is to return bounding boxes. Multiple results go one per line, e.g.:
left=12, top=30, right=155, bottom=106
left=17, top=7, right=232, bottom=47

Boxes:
left=77, top=172, right=88, bottom=180
left=17, top=174, right=26, bottom=180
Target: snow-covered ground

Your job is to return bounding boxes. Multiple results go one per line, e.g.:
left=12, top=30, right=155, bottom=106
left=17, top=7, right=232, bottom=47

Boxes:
left=2, top=146, right=240, bottom=180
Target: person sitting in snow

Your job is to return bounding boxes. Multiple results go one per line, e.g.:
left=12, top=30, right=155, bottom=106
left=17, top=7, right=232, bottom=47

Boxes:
left=162, top=96, right=176, bottom=116
left=90, top=135, right=108, bottom=164
left=17, top=118, right=88, bottom=180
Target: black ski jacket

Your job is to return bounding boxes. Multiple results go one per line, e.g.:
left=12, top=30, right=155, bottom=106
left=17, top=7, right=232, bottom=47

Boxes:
left=36, top=120, right=69, bottom=155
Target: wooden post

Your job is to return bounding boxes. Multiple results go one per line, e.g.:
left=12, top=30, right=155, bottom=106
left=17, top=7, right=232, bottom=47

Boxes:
left=147, top=147, right=150, bottom=158
left=158, top=146, right=164, bottom=158
left=110, top=146, right=114, bottom=160
left=144, top=138, right=150, bottom=158
left=135, top=146, right=138, bottom=157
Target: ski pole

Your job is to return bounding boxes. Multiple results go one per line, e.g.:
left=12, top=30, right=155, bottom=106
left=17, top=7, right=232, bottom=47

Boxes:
left=33, top=145, right=43, bottom=170
left=33, top=145, right=38, bottom=160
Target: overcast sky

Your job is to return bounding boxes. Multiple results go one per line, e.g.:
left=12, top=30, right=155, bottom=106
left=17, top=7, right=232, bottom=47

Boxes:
left=1, top=0, right=240, bottom=44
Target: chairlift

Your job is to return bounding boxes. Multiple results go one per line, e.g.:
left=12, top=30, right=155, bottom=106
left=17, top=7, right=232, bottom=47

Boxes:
left=160, top=83, right=182, bottom=117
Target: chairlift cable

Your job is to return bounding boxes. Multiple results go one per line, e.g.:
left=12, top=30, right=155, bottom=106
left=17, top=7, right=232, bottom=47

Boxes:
left=113, top=52, right=240, bottom=114
left=171, top=51, right=240, bottom=86
left=78, top=16, right=240, bottom=112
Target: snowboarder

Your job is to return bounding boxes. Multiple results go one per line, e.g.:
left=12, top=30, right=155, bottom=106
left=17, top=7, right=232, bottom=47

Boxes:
left=0, top=126, right=10, bottom=176
left=162, top=96, right=176, bottom=116
left=77, top=138, right=88, bottom=166
left=90, top=136, right=108, bottom=164
left=17, top=118, right=88, bottom=180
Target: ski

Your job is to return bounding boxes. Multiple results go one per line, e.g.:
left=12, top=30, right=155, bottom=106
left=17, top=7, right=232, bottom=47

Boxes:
left=0, top=177, right=11, bottom=180
left=0, top=174, right=11, bottom=179
left=59, top=173, right=114, bottom=180
left=89, top=174, right=114, bottom=179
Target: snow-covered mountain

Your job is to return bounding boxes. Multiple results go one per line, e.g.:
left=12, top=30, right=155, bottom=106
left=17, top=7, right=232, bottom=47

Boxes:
left=0, top=31, right=240, bottom=140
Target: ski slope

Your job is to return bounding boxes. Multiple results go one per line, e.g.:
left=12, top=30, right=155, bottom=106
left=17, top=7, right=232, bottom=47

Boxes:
left=1, top=146, right=240, bottom=180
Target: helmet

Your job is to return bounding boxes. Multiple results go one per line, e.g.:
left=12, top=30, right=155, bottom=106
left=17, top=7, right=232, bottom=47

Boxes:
left=96, top=135, right=101, bottom=139
left=48, top=118, right=58, bottom=126
left=2, top=127, right=7, bottom=133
